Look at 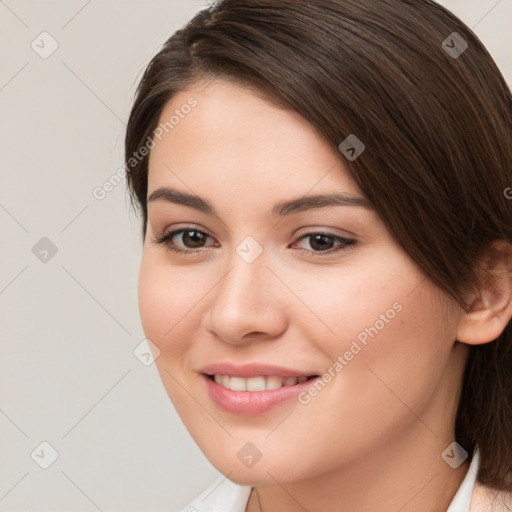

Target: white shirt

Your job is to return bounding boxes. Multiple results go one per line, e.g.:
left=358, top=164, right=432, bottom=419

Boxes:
left=180, top=449, right=480, bottom=512
left=446, top=448, right=479, bottom=512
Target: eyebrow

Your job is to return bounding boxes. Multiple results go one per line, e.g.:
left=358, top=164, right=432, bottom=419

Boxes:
left=147, top=186, right=371, bottom=217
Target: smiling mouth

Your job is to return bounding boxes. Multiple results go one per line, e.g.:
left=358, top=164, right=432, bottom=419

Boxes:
left=205, top=373, right=319, bottom=392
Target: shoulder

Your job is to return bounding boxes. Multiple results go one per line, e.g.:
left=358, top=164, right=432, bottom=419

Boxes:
left=470, top=481, right=512, bottom=512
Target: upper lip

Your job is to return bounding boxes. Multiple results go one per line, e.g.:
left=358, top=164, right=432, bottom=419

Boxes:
left=199, top=362, right=318, bottom=379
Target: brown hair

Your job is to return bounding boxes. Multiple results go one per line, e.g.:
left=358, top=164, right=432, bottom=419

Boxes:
left=124, top=0, right=512, bottom=490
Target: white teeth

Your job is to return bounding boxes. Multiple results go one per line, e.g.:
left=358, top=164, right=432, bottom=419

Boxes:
left=266, top=375, right=284, bottom=390
left=229, top=377, right=246, bottom=392
left=211, top=374, right=308, bottom=391
left=246, top=376, right=266, bottom=391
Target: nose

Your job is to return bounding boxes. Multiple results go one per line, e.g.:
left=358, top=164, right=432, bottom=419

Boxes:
left=206, top=246, right=288, bottom=345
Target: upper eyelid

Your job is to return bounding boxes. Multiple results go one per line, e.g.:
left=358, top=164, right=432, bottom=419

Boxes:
left=293, top=225, right=357, bottom=239
left=165, top=226, right=216, bottom=242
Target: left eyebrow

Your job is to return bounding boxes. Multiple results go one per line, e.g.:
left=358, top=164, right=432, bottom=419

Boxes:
left=147, top=186, right=371, bottom=217
left=271, top=192, right=372, bottom=217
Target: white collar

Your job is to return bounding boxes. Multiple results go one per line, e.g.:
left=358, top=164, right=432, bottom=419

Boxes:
left=446, top=448, right=480, bottom=512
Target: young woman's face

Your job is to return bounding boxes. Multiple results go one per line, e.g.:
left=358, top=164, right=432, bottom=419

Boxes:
left=138, top=79, right=467, bottom=484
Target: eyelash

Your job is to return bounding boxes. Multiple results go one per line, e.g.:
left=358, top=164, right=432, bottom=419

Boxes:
left=151, top=227, right=357, bottom=257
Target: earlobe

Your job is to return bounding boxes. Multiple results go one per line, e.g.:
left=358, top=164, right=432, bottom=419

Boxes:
left=457, top=240, right=512, bottom=346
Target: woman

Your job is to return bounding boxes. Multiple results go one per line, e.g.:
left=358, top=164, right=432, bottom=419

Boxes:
left=124, top=1, right=512, bottom=510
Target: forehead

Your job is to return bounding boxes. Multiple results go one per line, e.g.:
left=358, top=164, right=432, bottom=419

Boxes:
left=147, top=80, right=362, bottom=203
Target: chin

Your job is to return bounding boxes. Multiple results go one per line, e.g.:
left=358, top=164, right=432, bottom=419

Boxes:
left=207, top=450, right=305, bottom=486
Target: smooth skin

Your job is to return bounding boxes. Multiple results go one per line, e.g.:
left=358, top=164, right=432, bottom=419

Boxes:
left=138, top=79, right=512, bottom=512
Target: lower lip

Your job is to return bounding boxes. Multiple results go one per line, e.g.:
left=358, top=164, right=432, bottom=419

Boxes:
left=201, top=374, right=320, bottom=415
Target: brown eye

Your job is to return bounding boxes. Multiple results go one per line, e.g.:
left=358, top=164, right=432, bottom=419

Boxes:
left=308, top=234, right=336, bottom=251
left=179, top=230, right=209, bottom=248
left=293, top=232, right=357, bottom=255
left=152, top=228, right=217, bottom=255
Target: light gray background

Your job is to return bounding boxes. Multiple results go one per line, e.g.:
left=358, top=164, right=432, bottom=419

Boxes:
left=0, top=1, right=511, bottom=511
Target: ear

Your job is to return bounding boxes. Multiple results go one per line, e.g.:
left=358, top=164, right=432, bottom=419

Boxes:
left=457, top=240, right=512, bottom=345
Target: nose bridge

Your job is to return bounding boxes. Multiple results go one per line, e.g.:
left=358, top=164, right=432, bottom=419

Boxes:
left=216, top=236, right=269, bottom=309
left=207, top=235, right=284, bottom=341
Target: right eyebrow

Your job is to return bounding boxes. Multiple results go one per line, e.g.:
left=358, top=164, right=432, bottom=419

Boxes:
left=147, top=187, right=216, bottom=215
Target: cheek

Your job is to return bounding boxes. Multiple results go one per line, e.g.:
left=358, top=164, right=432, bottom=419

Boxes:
left=281, top=256, right=407, bottom=354
left=137, top=253, right=202, bottom=356
left=364, top=283, right=457, bottom=396
left=297, top=254, right=455, bottom=409
left=280, top=267, right=457, bottom=470
left=320, top=276, right=456, bottom=435
left=137, top=255, right=207, bottom=412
